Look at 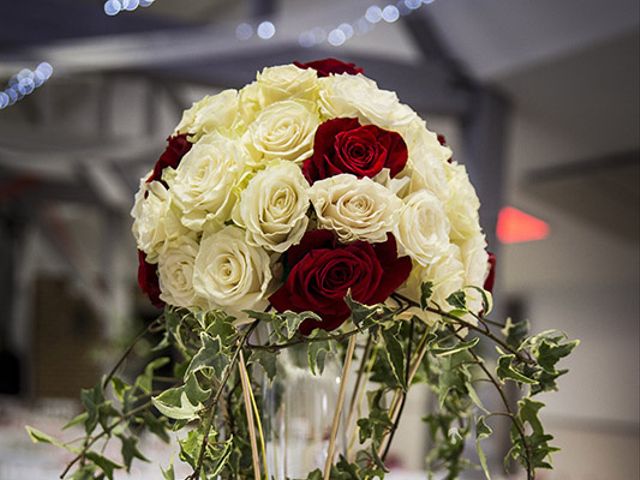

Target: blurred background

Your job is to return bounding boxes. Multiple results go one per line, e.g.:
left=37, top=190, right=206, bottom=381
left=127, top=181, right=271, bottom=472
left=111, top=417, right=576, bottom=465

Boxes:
left=0, top=0, right=638, bottom=479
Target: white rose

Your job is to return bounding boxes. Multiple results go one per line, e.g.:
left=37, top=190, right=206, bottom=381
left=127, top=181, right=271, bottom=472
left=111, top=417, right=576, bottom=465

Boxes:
left=238, top=81, right=262, bottom=126
left=247, top=99, right=320, bottom=165
left=317, top=74, right=417, bottom=129
left=175, top=90, right=240, bottom=140
left=257, top=64, right=318, bottom=105
left=460, top=233, right=490, bottom=314
left=394, top=190, right=450, bottom=267
left=170, top=132, right=248, bottom=232
left=157, top=238, right=207, bottom=310
left=400, top=244, right=465, bottom=324
left=372, top=168, right=411, bottom=198
left=233, top=161, right=310, bottom=252
left=131, top=176, right=190, bottom=263
left=444, top=162, right=481, bottom=241
left=309, top=174, right=401, bottom=243
left=193, top=226, right=272, bottom=312
left=400, top=120, right=452, bottom=201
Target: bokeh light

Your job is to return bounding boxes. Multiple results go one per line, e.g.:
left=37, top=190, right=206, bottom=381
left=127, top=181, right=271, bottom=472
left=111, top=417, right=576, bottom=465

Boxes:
left=257, top=21, right=276, bottom=40
left=0, top=62, right=53, bottom=110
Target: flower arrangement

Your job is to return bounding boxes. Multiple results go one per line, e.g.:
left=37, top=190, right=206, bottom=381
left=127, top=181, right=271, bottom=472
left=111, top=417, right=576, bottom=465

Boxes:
left=28, top=59, right=577, bottom=480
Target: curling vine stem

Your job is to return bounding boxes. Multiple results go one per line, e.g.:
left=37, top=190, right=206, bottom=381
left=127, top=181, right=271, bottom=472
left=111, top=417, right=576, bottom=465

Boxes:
left=391, top=293, right=533, bottom=364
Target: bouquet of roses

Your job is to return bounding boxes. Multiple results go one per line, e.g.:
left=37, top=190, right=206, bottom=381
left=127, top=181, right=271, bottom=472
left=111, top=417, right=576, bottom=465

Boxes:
left=28, top=59, right=577, bottom=480
left=132, top=58, right=489, bottom=329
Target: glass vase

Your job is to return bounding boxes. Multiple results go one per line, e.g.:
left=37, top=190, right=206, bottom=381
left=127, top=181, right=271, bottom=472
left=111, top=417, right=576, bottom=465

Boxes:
left=261, top=345, right=346, bottom=479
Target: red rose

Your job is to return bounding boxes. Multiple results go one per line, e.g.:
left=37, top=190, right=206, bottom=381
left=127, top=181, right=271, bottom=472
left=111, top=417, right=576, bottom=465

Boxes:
left=146, top=134, right=191, bottom=184
left=294, top=58, right=364, bottom=77
left=483, top=252, right=496, bottom=293
left=269, top=230, right=412, bottom=334
left=302, top=118, right=408, bottom=183
left=137, top=250, right=164, bottom=309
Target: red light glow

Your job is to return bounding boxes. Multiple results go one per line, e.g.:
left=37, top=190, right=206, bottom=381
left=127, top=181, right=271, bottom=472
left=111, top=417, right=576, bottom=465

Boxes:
left=497, top=206, right=550, bottom=244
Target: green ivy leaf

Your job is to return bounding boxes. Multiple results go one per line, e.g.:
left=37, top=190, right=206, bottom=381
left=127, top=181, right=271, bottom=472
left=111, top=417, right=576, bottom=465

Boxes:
left=184, top=373, right=211, bottom=404
left=110, top=377, right=129, bottom=403
left=84, top=451, right=123, bottom=480
left=25, top=426, right=68, bottom=450
left=381, top=327, right=407, bottom=390
left=151, top=329, right=171, bottom=353
left=357, top=407, right=392, bottom=445
left=523, top=330, right=579, bottom=394
left=161, top=462, right=175, bottom=480
left=446, top=291, right=467, bottom=310
left=136, top=357, right=170, bottom=394
left=307, top=337, right=333, bottom=375
left=62, top=412, right=89, bottom=431
left=420, top=281, right=434, bottom=309
left=152, top=391, right=200, bottom=420
left=209, top=436, right=234, bottom=476
left=518, top=397, right=545, bottom=435
left=152, top=375, right=209, bottom=421
left=280, top=311, right=321, bottom=340
left=97, top=402, right=120, bottom=432
left=437, top=350, right=473, bottom=407
left=179, top=429, right=204, bottom=469
left=501, top=317, right=529, bottom=349
left=142, top=412, right=170, bottom=443
left=475, top=416, right=493, bottom=480
left=476, top=416, right=493, bottom=440
left=186, top=333, right=227, bottom=380
left=345, top=293, right=387, bottom=329
left=466, top=382, right=488, bottom=414
left=117, top=434, right=149, bottom=471
left=80, top=384, right=104, bottom=435
left=432, top=337, right=480, bottom=357
left=204, top=312, right=237, bottom=346
left=496, top=354, right=537, bottom=385
left=70, top=464, right=97, bottom=479
left=510, top=397, right=560, bottom=470
left=251, top=349, right=278, bottom=381
left=306, top=469, right=323, bottom=480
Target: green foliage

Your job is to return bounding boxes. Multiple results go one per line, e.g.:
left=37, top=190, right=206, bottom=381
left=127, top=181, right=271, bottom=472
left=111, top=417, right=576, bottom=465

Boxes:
left=26, top=426, right=71, bottom=450
left=446, top=290, right=467, bottom=310
left=381, top=325, right=407, bottom=390
left=507, top=398, right=560, bottom=471
left=249, top=349, right=279, bottom=381
left=502, top=317, right=530, bottom=349
left=420, top=281, right=434, bottom=309
left=151, top=373, right=211, bottom=420
left=345, top=293, right=393, bottom=329
left=475, top=416, right=493, bottom=480
left=31, top=292, right=577, bottom=480
left=84, top=451, right=123, bottom=480
left=306, top=335, right=334, bottom=375
left=117, top=434, right=149, bottom=471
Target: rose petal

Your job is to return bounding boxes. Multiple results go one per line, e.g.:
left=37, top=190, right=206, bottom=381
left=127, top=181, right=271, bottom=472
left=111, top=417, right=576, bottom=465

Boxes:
left=137, top=250, right=164, bottom=308
left=284, top=229, right=336, bottom=268
left=294, top=58, right=364, bottom=77
left=483, top=252, right=497, bottom=293
left=147, top=134, right=191, bottom=184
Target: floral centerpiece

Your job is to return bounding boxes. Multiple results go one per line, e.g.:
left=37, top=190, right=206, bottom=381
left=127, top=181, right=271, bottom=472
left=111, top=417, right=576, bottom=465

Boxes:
left=28, top=59, right=577, bottom=480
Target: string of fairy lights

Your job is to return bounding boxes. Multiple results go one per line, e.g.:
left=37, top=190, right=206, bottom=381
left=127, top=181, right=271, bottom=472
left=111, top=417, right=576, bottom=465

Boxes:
left=1, top=0, right=435, bottom=109
left=104, top=0, right=436, bottom=48
left=0, top=63, right=53, bottom=110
